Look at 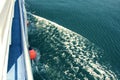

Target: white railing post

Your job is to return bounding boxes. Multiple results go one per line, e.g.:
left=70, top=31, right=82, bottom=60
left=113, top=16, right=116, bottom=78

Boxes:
left=18, top=0, right=34, bottom=80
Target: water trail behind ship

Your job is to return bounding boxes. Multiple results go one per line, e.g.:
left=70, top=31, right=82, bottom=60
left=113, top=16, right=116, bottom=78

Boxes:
left=27, top=13, right=117, bottom=80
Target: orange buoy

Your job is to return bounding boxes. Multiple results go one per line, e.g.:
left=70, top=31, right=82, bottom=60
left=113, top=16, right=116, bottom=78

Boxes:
left=29, top=48, right=37, bottom=60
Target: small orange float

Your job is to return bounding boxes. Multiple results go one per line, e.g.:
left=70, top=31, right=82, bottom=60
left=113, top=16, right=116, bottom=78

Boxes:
left=29, top=47, right=36, bottom=60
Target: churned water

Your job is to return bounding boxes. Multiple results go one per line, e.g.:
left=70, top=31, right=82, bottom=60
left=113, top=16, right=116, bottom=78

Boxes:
left=26, top=0, right=120, bottom=79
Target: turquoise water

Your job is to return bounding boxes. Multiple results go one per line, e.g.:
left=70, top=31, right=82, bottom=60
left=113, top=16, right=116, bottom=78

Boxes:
left=26, top=0, right=120, bottom=79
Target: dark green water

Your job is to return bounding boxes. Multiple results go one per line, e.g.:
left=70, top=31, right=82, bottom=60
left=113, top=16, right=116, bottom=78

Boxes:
left=26, top=0, right=120, bottom=79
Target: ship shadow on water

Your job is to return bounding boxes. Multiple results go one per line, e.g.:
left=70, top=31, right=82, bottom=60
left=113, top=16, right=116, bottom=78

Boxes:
left=27, top=13, right=118, bottom=80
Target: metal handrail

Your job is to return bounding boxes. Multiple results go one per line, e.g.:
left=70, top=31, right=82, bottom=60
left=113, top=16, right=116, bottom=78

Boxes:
left=18, top=0, right=34, bottom=80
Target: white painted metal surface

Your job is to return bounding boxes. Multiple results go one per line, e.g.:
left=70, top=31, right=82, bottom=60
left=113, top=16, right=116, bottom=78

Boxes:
left=19, top=0, right=34, bottom=79
left=0, top=0, right=34, bottom=79
left=0, top=0, right=15, bottom=79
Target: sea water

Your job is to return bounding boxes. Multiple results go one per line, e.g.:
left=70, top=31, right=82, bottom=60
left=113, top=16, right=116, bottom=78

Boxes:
left=26, top=0, right=120, bottom=80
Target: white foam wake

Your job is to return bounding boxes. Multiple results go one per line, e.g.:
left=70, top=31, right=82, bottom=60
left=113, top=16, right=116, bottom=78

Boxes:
left=28, top=12, right=118, bottom=80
